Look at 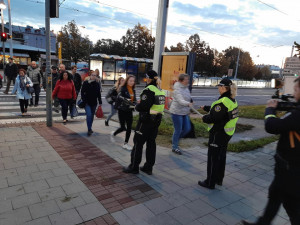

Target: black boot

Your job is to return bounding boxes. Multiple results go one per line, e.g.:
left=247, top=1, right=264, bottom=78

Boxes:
left=140, top=166, right=152, bottom=175
left=105, top=120, right=109, bottom=126
left=123, top=166, right=139, bottom=174
left=198, top=180, right=215, bottom=189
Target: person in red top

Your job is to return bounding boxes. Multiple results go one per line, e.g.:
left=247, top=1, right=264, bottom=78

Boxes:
left=52, top=72, right=76, bottom=124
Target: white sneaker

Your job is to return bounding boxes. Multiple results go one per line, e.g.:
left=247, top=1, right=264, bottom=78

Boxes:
left=122, top=143, right=132, bottom=150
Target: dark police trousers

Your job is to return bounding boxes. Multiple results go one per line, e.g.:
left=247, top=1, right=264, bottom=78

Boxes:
left=256, top=155, right=300, bottom=225
left=206, top=131, right=231, bottom=187
left=129, top=115, right=161, bottom=171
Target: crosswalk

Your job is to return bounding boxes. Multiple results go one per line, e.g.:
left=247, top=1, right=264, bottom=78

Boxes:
left=0, top=85, right=144, bottom=124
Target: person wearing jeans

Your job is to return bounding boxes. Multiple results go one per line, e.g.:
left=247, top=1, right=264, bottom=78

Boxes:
left=27, top=61, right=44, bottom=107
left=81, top=71, right=102, bottom=136
left=52, top=72, right=76, bottom=124
left=169, top=74, right=193, bottom=155
left=11, top=69, right=33, bottom=116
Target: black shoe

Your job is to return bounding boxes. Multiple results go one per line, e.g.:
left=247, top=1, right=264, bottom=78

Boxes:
left=216, top=181, right=223, bottom=186
left=198, top=180, right=215, bottom=189
left=172, top=148, right=182, bottom=155
left=87, top=130, right=92, bottom=136
left=63, top=120, right=67, bottom=125
left=54, top=109, right=59, bottom=113
left=122, top=166, right=139, bottom=174
left=71, top=116, right=74, bottom=119
left=3, top=91, right=8, bottom=94
left=241, top=220, right=257, bottom=225
left=29, top=104, right=33, bottom=107
left=105, top=120, right=109, bottom=126
left=34, top=104, right=38, bottom=107
left=140, top=166, right=152, bottom=175
left=90, top=130, right=94, bottom=133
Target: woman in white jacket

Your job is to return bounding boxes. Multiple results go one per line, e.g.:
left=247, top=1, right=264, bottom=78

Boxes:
left=169, top=74, right=193, bottom=155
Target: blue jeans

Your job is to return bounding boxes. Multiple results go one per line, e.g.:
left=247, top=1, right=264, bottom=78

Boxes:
left=85, top=104, right=97, bottom=131
left=106, top=104, right=116, bottom=122
left=171, top=114, right=191, bottom=149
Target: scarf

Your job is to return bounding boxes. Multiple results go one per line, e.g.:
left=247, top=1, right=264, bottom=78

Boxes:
left=20, top=76, right=26, bottom=91
left=127, top=85, right=134, bottom=102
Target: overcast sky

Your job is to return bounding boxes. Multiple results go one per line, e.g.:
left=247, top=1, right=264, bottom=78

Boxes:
left=6, top=0, right=300, bottom=66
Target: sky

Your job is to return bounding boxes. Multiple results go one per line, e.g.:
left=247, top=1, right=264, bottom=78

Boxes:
left=5, top=0, right=300, bottom=67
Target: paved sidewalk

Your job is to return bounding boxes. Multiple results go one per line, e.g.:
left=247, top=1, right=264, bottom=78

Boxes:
left=0, top=120, right=290, bottom=225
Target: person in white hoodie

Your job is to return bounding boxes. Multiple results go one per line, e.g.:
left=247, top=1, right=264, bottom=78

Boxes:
left=169, top=74, right=193, bottom=155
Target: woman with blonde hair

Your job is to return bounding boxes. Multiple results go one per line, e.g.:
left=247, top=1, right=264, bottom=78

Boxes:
left=198, top=78, right=238, bottom=189
left=105, top=77, right=125, bottom=126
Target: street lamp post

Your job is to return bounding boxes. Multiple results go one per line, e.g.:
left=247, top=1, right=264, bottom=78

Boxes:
left=0, top=0, right=6, bottom=82
left=234, top=47, right=240, bottom=80
left=7, top=0, right=12, bottom=58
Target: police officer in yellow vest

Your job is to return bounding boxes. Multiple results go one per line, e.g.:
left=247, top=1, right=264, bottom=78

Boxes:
left=123, top=70, right=165, bottom=175
left=198, top=78, right=238, bottom=189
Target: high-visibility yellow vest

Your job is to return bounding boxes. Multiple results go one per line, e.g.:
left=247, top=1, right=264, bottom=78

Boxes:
left=207, top=97, right=239, bottom=136
left=143, top=85, right=166, bottom=115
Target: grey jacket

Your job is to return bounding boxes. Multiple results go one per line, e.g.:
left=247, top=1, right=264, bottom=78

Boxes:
left=169, top=81, right=191, bottom=115
left=27, top=66, right=42, bottom=85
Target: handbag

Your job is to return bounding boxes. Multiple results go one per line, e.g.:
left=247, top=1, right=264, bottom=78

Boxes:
left=95, top=105, right=104, bottom=118
left=25, top=77, right=34, bottom=94
left=71, top=104, right=78, bottom=117
left=77, top=99, right=86, bottom=108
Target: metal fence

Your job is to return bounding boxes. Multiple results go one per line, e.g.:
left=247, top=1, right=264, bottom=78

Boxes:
left=192, top=77, right=272, bottom=88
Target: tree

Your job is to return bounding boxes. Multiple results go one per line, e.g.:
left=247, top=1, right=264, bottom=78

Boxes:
left=170, top=42, right=186, bottom=52
left=93, top=39, right=125, bottom=56
left=121, top=23, right=155, bottom=58
left=57, top=20, right=92, bottom=64
left=224, top=47, right=256, bottom=80
left=294, top=41, right=300, bottom=57
left=212, top=51, right=231, bottom=77
left=254, top=68, right=263, bottom=80
left=185, top=34, right=214, bottom=76
left=260, top=66, right=272, bottom=80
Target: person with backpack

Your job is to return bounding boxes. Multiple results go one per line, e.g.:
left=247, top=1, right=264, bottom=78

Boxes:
left=112, top=75, right=136, bottom=150
left=105, top=77, right=125, bottom=126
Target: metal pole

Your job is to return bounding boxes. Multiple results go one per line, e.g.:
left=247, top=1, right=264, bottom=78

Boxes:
left=45, top=0, right=52, bottom=126
left=153, top=0, right=168, bottom=75
left=7, top=0, right=12, bottom=58
left=234, top=47, right=240, bottom=79
left=1, top=8, right=5, bottom=82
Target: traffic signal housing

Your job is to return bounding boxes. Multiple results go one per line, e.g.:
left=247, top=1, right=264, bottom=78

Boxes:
left=1, top=32, right=7, bottom=42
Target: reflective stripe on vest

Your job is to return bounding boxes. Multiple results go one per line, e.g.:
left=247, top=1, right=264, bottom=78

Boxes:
left=265, top=114, right=276, bottom=119
left=207, top=97, right=239, bottom=136
left=144, top=85, right=166, bottom=115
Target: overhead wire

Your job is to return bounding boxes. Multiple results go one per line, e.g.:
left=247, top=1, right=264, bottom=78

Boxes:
left=24, top=0, right=288, bottom=49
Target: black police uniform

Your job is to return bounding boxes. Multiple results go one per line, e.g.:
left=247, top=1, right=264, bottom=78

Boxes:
left=200, top=91, right=237, bottom=189
left=123, top=81, right=163, bottom=174
left=243, top=103, right=300, bottom=225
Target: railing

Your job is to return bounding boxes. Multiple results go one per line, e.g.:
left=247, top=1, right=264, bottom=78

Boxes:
left=192, top=77, right=272, bottom=88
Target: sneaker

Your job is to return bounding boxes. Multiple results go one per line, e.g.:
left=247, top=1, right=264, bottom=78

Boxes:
left=172, top=148, right=182, bottom=155
left=63, top=120, right=67, bottom=125
left=123, top=143, right=132, bottom=150
left=105, top=120, right=109, bottom=126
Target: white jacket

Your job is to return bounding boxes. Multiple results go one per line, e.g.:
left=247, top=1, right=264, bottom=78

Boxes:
left=169, top=82, right=191, bottom=115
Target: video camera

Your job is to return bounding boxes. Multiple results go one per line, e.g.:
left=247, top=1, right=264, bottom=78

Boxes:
left=271, top=78, right=299, bottom=111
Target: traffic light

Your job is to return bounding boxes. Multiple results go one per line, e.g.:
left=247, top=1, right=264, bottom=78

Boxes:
left=50, top=0, right=59, bottom=18
left=1, top=32, right=7, bottom=42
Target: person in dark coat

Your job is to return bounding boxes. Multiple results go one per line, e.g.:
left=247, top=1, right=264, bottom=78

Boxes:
left=112, top=75, right=136, bottom=150
left=27, top=61, right=43, bottom=106
left=71, top=65, right=82, bottom=96
left=242, top=77, right=300, bottom=225
left=3, top=57, right=18, bottom=94
left=81, top=71, right=102, bottom=136
left=51, top=66, right=60, bottom=113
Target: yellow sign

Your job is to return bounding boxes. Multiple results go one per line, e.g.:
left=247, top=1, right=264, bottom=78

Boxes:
left=161, top=55, right=187, bottom=92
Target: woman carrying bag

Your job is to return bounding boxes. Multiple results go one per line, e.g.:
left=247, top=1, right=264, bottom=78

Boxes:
left=81, top=71, right=102, bottom=136
left=52, top=72, right=77, bottom=124
left=11, top=69, right=33, bottom=116
left=112, top=75, right=136, bottom=150
left=169, top=74, right=193, bottom=155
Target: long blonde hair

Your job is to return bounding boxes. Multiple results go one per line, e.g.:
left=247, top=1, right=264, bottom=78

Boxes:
left=229, top=83, right=237, bottom=99
left=115, top=77, right=124, bottom=90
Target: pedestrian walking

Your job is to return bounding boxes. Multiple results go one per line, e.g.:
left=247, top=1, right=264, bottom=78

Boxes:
left=27, top=61, right=44, bottom=107
left=242, top=77, right=300, bottom=225
left=95, top=68, right=102, bottom=92
left=52, top=71, right=77, bottom=124
left=169, top=74, right=193, bottom=155
left=59, top=63, right=66, bottom=74
left=71, top=65, right=82, bottom=97
left=198, top=78, right=238, bottom=189
left=81, top=71, right=102, bottom=136
left=112, top=75, right=136, bottom=150
left=105, top=77, right=125, bottom=126
left=3, top=57, right=18, bottom=94
left=123, top=70, right=165, bottom=175
left=50, top=66, right=60, bottom=113
left=11, top=69, right=33, bottom=116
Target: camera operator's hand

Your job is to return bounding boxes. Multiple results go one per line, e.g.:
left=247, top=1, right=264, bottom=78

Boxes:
left=266, top=99, right=278, bottom=108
